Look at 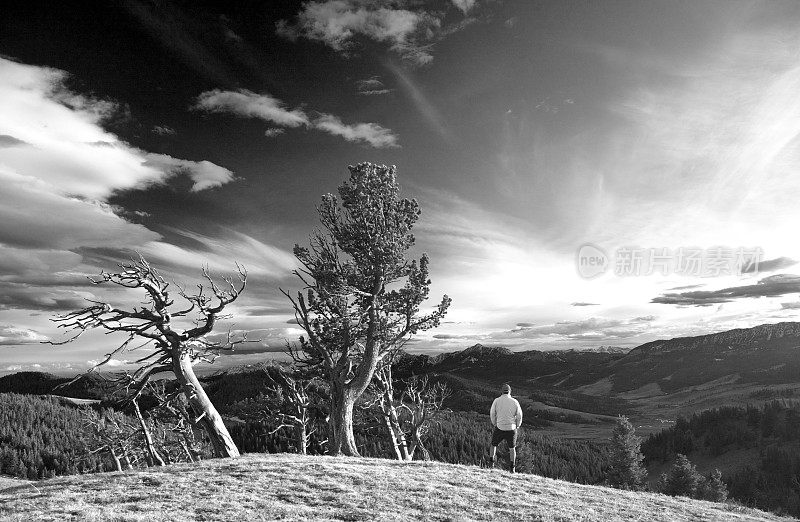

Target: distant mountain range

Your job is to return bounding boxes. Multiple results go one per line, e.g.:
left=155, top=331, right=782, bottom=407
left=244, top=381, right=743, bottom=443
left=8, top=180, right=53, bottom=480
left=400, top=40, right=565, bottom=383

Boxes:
left=400, top=322, right=800, bottom=395
left=632, top=322, right=800, bottom=354
left=0, top=371, right=111, bottom=399
left=590, top=345, right=630, bottom=354
left=2, top=322, right=799, bottom=401
left=601, top=321, right=800, bottom=393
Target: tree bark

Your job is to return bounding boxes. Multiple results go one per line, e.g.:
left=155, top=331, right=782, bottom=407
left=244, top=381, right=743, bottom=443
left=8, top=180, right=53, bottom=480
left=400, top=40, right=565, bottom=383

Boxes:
left=406, top=440, right=417, bottom=461
left=173, top=350, right=240, bottom=458
left=383, top=415, right=403, bottom=460
left=381, top=395, right=409, bottom=461
left=413, top=429, right=431, bottom=461
left=328, top=384, right=359, bottom=456
left=108, top=446, right=123, bottom=472
left=181, top=432, right=197, bottom=462
left=179, top=440, right=195, bottom=463
left=296, top=422, right=307, bottom=455
left=120, top=446, right=132, bottom=470
left=374, top=365, right=409, bottom=461
left=132, top=398, right=165, bottom=467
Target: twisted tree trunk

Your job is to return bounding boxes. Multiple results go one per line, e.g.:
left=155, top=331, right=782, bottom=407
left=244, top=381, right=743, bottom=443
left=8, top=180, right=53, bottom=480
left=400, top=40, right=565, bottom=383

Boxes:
left=108, top=446, right=123, bottom=472
left=380, top=387, right=409, bottom=461
left=412, top=429, right=431, bottom=461
left=296, top=421, right=308, bottom=455
left=120, top=446, right=132, bottom=470
left=132, top=398, right=165, bottom=466
left=173, top=350, right=239, bottom=458
left=328, top=383, right=358, bottom=456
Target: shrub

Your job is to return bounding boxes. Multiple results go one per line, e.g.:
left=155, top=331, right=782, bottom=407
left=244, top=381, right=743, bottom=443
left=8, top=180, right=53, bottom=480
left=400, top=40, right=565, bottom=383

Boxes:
left=658, top=454, right=727, bottom=502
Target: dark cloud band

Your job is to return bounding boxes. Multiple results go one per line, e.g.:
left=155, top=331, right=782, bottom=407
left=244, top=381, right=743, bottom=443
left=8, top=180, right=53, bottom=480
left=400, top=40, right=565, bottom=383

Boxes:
left=653, top=274, right=800, bottom=307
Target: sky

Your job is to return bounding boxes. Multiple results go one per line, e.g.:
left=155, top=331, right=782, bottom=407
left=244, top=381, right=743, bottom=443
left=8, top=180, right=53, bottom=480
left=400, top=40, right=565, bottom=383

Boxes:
left=1, top=0, right=800, bottom=374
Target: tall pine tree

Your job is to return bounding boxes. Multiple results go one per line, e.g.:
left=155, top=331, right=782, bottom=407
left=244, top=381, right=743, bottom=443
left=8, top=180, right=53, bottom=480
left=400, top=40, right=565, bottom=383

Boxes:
left=608, top=415, right=648, bottom=490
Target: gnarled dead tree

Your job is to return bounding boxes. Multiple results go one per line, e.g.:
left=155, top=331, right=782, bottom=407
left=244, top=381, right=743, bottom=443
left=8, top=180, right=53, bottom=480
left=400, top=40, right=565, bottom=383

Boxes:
left=131, top=396, right=165, bottom=466
left=370, top=364, right=410, bottom=461
left=147, top=380, right=208, bottom=463
left=264, top=367, right=322, bottom=455
left=368, top=366, right=450, bottom=461
left=51, top=255, right=246, bottom=458
left=82, top=408, right=136, bottom=472
left=398, top=375, right=451, bottom=461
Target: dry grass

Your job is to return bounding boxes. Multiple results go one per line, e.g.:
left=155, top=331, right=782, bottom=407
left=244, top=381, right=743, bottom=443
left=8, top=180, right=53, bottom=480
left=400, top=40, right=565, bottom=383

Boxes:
left=0, top=453, right=791, bottom=522
left=0, top=477, right=29, bottom=490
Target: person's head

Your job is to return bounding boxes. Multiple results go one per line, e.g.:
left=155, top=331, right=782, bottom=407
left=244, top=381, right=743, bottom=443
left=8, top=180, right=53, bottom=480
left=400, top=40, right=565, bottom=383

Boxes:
left=501, top=383, right=511, bottom=395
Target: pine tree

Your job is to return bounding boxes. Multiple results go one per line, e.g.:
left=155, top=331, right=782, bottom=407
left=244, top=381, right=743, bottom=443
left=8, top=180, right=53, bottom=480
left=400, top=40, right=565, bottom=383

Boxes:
left=659, top=454, right=701, bottom=497
left=698, top=469, right=728, bottom=502
left=607, top=415, right=648, bottom=490
left=286, top=163, right=450, bottom=456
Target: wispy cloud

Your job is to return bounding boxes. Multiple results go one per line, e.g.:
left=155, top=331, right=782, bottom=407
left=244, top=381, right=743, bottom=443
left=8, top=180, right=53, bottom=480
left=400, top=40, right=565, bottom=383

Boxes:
left=0, top=359, right=110, bottom=374
left=0, top=283, right=92, bottom=312
left=652, top=274, right=800, bottom=307
left=142, top=153, right=235, bottom=192
left=0, top=325, right=49, bottom=346
left=0, top=57, right=236, bottom=201
left=0, top=247, right=83, bottom=279
left=386, top=61, right=452, bottom=142
left=194, top=89, right=309, bottom=127
left=0, top=167, right=160, bottom=250
left=494, top=20, right=800, bottom=258
left=138, top=227, right=297, bottom=279
left=421, top=314, right=659, bottom=349
left=741, top=256, right=797, bottom=274
left=356, top=76, right=392, bottom=96
left=411, top=186, right=604, bottom=334
left=0, top=246, right=96, bottom=312
left=193, top=88, right=399, bottom=147
left=276, top=0, right=479, bottom=66
left=494, top=316, right=657, bottom=342
left=598, top=25, right=800, bottom=249
left=121, top=1, right=237, bottom=86
left=264, top=128, right=285, bottom=138
left=0, top=56, right=282, bottom=322
left=451, top=0, right=477, bottom=15
left=0, top=56, right=239, bottom=291
left=667, top=284, right=704, bottom=291
left=314, top=113, right=399, bottom=147
left=152, top=125, right=176, bottom=136
left=86, top=358, right=136, bottom=368
left=276, top=1, right=440, bottom=65
left=432, top=333, right=475, bottom=340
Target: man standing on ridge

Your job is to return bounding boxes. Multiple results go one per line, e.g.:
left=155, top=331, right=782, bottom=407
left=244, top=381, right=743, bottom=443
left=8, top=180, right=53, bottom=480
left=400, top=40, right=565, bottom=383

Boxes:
left=490, top=383, right=523, bottom=472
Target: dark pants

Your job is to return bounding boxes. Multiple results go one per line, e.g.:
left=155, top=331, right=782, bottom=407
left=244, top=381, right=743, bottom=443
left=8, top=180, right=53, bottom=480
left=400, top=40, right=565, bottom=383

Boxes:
left=491, top=427, right=518, bottom=448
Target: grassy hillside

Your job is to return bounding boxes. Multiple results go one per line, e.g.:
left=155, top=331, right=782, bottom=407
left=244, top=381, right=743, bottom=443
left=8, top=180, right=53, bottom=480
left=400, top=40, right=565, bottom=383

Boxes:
left=0, top=453, right=789, bottom=522
left=0, top=476, right=28, bottom=490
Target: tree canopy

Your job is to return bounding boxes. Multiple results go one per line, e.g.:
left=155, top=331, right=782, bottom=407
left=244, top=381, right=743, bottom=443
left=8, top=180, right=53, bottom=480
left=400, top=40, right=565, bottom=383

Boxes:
left=286, top=162, right=451, bottom=455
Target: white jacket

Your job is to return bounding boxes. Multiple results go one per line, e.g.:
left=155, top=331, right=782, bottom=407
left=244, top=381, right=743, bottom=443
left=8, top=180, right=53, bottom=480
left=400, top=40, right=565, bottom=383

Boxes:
left=490, top=393, right=522, bottom=431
